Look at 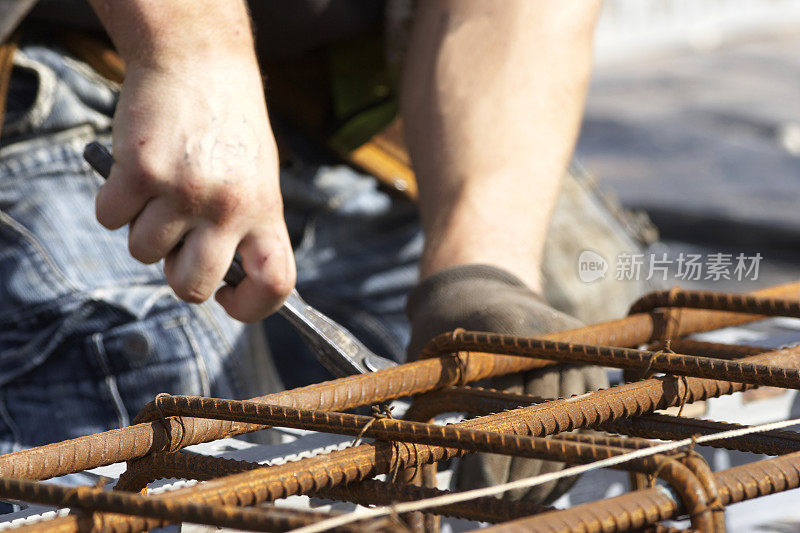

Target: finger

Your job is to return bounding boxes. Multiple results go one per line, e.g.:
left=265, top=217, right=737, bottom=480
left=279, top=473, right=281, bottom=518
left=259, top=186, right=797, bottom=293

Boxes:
left=215, top=229, right=296, bottom=322
left=95, top=163, right=153, bottom=230
left=164, top=224, right=238, bottom=304
left=128, top=197, right=193, bottom=264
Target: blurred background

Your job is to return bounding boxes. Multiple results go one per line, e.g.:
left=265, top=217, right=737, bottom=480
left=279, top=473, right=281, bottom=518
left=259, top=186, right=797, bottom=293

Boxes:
left=577, top=0, right=800, bottom=292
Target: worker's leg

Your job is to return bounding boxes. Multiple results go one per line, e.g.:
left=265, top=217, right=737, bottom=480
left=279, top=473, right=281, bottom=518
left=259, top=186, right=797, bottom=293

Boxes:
left=0, top=43, right=248, bottom=452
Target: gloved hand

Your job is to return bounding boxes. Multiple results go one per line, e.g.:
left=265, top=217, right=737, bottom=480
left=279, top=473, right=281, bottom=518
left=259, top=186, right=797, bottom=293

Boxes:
left=406, top=264, right=608, bottom=504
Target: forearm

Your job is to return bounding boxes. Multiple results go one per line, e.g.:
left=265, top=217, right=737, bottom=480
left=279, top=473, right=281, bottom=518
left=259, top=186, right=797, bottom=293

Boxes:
left=87, top=0, right=256, bottom=69
left=401, top=0, right=600, bottom=293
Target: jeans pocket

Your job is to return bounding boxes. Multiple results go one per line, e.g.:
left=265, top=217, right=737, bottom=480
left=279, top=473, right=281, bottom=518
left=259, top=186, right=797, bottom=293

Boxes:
left=2, top=45, right=115, bottom=144
left=90, top=303, right=214, bottom=425
left=0, top=296, right=226, bottom=449
left=2, top=50, right=55, bottom=141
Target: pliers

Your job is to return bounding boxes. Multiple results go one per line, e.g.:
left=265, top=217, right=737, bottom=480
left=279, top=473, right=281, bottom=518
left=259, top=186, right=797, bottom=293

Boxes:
left=83, top=142, right=397, bottom=378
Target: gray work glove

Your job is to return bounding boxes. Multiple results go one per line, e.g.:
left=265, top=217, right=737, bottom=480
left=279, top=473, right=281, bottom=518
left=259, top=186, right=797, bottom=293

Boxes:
left=406, top=264, right=608, bottom=504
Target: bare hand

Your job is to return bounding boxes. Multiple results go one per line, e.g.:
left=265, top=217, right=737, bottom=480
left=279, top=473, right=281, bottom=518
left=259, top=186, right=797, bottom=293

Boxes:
left=96, top=58, right=295, bottom=322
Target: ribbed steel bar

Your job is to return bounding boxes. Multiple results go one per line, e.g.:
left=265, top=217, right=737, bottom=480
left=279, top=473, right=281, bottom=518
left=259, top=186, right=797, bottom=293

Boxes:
left=652, top=339, right=767, bottom=359
left=601, top=413, right=800, bottom=456
left=555, top=434, right=724, bottom=532
left=116, top=433, right=713, bottom=530
left=48, top=435, right=718, bottom=533
left=133, top=395, right=713, bottom=491
left=18, top=366, right=744, bottom=531
left=118, top=451, right=555, bottom=525
left=315, top=479, right=555, bottom=525
left=2, top=282, right=798, bottom=483
left=115, top=450, right=260, bottom=493
left=408, top=386, right=800, bottom=458
left=478, top=449, right=800, bottom=532
left=14, top=351, right=800, bottom=533
left=682, top=453, right=725, bottom=532
left=403, top=387, right=551, bottom=423
left=630, top=289, right=800, bottom=317
left=0, top=280, right=791, bottom=525
left=420, top=330, right=800, bottom=390
left=0, top=476, right=376, bottom=533
left=22, top=364, right=756, bottom=533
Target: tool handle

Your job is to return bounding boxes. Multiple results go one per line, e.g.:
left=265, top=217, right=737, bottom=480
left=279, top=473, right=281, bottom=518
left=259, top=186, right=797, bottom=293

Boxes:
left=83, top=142, right=246, bottom=287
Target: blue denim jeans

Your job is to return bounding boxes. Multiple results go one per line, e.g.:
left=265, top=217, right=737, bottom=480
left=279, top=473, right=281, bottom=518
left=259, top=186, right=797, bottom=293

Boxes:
left=0, top=42, right=422, bottom=452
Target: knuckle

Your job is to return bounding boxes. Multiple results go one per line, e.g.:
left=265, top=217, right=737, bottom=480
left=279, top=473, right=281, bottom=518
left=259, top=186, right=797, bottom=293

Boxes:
left=208, top=187, right=243, bottom=221
left=261, top=261, right=296, bottom=302
left=173, top=175, right=203, bottom=206
left=126, top=157, right=163, bottom=190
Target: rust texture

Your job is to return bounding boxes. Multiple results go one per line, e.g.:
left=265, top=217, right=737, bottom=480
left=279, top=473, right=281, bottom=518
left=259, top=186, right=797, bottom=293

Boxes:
left=0, top=476, right=389, bottom=533
left=420, top=330, right=800, bottom=390
left=3, top=281, right=800, bottom=533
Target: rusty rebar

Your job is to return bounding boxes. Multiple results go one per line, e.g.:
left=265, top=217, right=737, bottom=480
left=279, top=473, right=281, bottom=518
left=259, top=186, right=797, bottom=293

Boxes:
left=651, top=339, right=767, bottom=359
left=421, top=330, right=800, bottom=390
left=681, top=453, right=725, bottom=532
left=132, top=395, right=712, bottom=485
left=630, top=288, right=800, bottom=317
left=601, top=413, right=800, bottom=456
left=118, top=451, right=554, bottom=525
left=31, top=393, right=721, bottom=533
left=4, top=282, right=797, bottom=483
left=0, top=476, right=379, bottom=533
left=117, top=433, right=716, bottom=531
left=5, top=282, right=800, bottom=533
left=553, top=433, right=723, bottom=532
left=97, top=338, right=800, bottom=519
left=319, top=479, right=556, bottom=524
left=114, top=450, right=260, bottom=493
left=479, top=449, right=800, bottom=532
left=407, top=386, right=800, bottom=458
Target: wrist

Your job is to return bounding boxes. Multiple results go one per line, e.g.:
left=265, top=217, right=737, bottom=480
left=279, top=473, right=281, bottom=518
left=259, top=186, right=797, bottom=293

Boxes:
left=90, top=0, right=256, bottom=72
left=419, top=203, right=546, bottom=294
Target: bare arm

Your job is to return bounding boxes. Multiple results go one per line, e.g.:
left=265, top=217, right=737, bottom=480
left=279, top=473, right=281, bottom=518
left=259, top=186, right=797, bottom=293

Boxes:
left=401, top=0, right=600, bottom=293
left=87, top=0, right=295, bottom=321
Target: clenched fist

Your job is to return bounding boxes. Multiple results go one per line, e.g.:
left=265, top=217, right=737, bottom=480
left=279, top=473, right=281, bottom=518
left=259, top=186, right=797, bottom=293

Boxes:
left=96, top=55, right=295, bottom=322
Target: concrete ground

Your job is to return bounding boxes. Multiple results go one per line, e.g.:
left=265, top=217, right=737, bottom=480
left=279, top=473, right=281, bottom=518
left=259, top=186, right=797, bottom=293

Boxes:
left=576, top=31, right=800, bottom=293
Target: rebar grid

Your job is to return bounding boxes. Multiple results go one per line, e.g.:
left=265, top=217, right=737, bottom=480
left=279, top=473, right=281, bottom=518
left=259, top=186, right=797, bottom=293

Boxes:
left=2, top=283, right=800, bottom=533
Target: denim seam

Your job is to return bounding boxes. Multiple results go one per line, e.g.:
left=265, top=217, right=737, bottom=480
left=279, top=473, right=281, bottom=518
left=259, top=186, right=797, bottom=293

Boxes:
left=90, top=332, right=131, bottom=428
left=193, top=304, right=234, bottom=354
left=0, top=210, right=79, bottom=295
left=61, top=55, right=120, bottom=92
left=0, top=390, right=22, bottom=447
left=3, top=51, right=57, bottom=138
left=173, top=316, right=212, bottom=397
left=192, top=304, right=244, bottom=397
left=0, top=124, right=104, bottom=161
